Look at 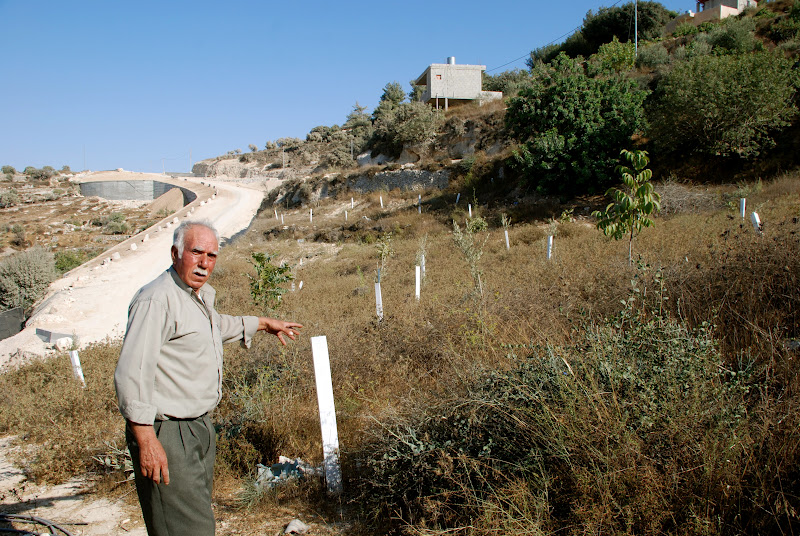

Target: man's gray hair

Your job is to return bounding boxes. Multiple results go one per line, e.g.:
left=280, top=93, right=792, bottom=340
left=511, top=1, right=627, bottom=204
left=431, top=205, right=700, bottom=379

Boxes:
left=173, top=220, right=220, bottom=257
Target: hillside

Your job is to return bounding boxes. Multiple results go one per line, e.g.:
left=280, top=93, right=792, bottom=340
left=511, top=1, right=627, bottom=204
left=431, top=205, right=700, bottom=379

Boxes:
left=1, top=3, right=800, bottom=536
left=195, top=0, right=800, bottom=214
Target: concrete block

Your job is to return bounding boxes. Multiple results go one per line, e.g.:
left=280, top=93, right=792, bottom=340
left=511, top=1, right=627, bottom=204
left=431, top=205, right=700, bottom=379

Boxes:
left=112, top=252, right=121, bottom=260
left=35, top=328, right=72, bottom=343
left=130, top=243, right=137, bottom=251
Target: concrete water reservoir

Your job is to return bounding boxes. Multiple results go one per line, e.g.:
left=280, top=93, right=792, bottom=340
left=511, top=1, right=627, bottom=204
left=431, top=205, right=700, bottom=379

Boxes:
left=79, top=180, right=197, bottom=206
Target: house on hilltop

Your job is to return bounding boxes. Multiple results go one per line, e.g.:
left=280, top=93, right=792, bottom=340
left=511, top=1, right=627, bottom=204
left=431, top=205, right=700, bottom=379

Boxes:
left=665, top=0, right=757, bottom=33
left=413, top=57, right=502, bottom=111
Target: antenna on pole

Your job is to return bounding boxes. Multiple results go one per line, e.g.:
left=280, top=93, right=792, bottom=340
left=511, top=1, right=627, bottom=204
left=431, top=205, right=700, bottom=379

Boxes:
left=635, top=0, right=639, bottom=57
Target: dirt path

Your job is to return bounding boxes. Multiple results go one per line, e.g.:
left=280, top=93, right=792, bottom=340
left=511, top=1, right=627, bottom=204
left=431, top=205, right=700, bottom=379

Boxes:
left=0, top=436, right=148, bottom=535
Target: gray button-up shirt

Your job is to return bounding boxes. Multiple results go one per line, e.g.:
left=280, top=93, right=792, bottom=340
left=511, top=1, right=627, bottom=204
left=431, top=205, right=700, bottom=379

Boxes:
left=114, top=267, right=259, bottom=424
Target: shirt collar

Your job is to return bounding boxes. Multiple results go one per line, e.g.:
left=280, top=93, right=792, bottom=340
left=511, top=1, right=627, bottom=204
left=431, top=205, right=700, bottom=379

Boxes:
left=167, top=266, right=216, bottom=307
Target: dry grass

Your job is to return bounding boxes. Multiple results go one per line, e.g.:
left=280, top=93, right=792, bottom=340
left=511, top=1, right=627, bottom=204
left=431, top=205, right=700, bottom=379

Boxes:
left=1, top=171, right=799, bottom=534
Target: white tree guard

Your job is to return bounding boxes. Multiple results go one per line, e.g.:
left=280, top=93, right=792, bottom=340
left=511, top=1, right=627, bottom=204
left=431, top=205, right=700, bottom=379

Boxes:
left=310, top=336, right=343, bottom=494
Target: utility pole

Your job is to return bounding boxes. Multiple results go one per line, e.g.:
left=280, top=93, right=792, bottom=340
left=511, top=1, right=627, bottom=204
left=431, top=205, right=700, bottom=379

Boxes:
left=635, top=0, right=639, bottom=57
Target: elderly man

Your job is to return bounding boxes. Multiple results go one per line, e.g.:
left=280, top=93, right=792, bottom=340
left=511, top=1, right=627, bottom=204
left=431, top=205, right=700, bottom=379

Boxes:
left=114, top=220, right=302, bottom=536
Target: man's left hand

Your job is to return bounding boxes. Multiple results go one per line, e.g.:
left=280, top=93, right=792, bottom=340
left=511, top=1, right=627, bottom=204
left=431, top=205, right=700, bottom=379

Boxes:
left=258, top=317, right=303, bottom=345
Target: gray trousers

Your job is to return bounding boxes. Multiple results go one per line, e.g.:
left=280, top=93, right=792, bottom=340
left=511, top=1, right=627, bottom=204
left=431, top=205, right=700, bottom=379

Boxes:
left=127, top=415, right=216, bottom=536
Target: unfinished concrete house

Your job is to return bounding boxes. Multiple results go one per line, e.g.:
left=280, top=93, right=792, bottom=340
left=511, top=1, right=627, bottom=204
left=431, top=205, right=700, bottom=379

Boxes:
left=665, top=0, right=757, bottom=33
left=413, top=57, right=502, bottom=111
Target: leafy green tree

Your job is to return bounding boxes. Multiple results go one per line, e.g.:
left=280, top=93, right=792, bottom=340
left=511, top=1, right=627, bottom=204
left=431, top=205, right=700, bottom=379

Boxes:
left=1, top=166, right=15, bottom=175
left=592, top=36, right=636, bottom=73
left=506, top=53, right=648, bottom=195
left=378, top=81, right=406, bottom=108
left=482, top=69, right=533, bottom=96
left=370, top=101, right=441, bottom=158
left=582, top=2, right=676, bottom=51
left=530, top=2, right=675, bottom=64
left=246, top=252, right=293, bottom=311
left=648, top=52, right=798, bottom=158
left=701, top=16, right=760, bottom=54
left=343, top=102, right=374, bottom=157
left=592, top=149, right=661, bottom=264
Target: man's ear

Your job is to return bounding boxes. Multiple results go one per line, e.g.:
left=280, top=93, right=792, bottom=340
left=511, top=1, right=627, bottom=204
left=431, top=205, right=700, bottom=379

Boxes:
left=170, top=245, right=179, bottom=264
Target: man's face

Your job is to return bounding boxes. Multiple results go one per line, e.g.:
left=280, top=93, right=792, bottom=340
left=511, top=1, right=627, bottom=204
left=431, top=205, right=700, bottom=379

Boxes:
left=171, top=226, right=219, bottom=291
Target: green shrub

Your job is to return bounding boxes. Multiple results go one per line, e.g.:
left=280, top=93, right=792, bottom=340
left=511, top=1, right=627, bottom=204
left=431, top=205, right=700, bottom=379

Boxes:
left=673, top=22, right=699, bottom=36
left=648, top=51, right=798, bottom=158
left=506, top=53, right=648, bottom=195
left=0, top=247, right=57, bottom=311
left=352, top=280, right=753, bottom=533
left=54, top=250, right=86, bottom=273
left=482, top=69, right=534, bottom=96
left=636, top=43, right=670, bottom=68
left=593, top=36, right=636, bottom=72
left=706, top=16, right=760, bottom=53
left=770, top=16, right=800, bottom=41
left=0, top=189, right=20, bottom=208
left=246, top=252, right=293, bottom=311
left=1, top=165, right=15, bottom=175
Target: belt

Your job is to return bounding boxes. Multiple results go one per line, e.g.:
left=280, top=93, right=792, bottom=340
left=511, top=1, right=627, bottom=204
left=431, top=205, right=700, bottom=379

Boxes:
left=156, top=412, right=208, bottom=422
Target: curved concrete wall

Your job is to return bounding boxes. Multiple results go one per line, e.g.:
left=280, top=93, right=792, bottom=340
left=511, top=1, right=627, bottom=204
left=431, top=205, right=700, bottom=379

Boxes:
left=79, top=180, right=197, bottom=205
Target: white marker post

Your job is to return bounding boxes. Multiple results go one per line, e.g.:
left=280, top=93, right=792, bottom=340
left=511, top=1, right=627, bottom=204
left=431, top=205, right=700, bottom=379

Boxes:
left=380, top=196, right=384, bottom=208
left=421, top=254, right=426, bottom=278
left=274, top=209, right=278, bottom=220
left=740, top=198, right=746, bottom=219
left=418, top=194, right=422, bottom=214
left=415, top=266, right=421, bottom=301
left=375, top=282, right=384, bottom=321
left=299, top=281, right=304, bottom=290
left=310, top=209, right=313, bottom=223
left=351, top=197, right=354, bottom=209
left=68, top=350, right=86, bottom=388
left=281, top=214, right=284, bottom=225
left=345, top=210, right=348, bottom=222
left=751, top=212, right=762, bottom=235
left=504, top=229, right=510, bottom=250
left=547, top=235, right=554, bottom=260
left=455, top=193, right=461, bottom=205
left=468, top=204, right=472, bottom=218
left=310, top=336, right=343, bottom=494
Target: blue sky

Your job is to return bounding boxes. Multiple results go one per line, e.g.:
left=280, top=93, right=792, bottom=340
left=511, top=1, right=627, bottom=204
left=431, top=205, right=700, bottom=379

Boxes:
left=0, top=0, right=690, bottom=173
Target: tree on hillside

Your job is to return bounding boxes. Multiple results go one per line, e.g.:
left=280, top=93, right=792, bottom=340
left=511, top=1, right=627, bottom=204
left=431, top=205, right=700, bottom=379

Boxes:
left=378, top=82, right=406, bottom=108
left=529, top=2, right=675, bottom=65
left=506, top=53, right=648, bottom=195
left=370, top=101, right=441, bottom=158
left=343, top=102, right=374, bottom=156
left=483, top=69, right=534, bottom=97
left=582, top=2, right=676, bottom=51
left=648, top=52, right=798, bottom=158
left=593, top=149, right=661, bottom=264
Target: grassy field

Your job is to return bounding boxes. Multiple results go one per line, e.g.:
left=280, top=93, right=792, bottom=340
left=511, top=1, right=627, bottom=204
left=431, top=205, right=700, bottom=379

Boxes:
left=1, top=172, right=798, bottom=534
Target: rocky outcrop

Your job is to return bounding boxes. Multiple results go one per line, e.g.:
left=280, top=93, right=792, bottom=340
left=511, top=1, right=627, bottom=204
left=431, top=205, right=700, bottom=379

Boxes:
left=192, top=158, right=299, bottom=179
left=347, top=169, right=449, bottom=194
left=266, top=168, right=450, bottom=207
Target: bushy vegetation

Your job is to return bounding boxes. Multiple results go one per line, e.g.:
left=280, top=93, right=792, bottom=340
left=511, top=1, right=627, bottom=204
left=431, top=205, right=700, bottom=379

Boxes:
left=0, top=247, right=57, bottom=311
left=648, top=51, right=798, bottom=158
left=530, top=1, right=676, bottom=63
left=506, top=54, right=648, bottom=195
